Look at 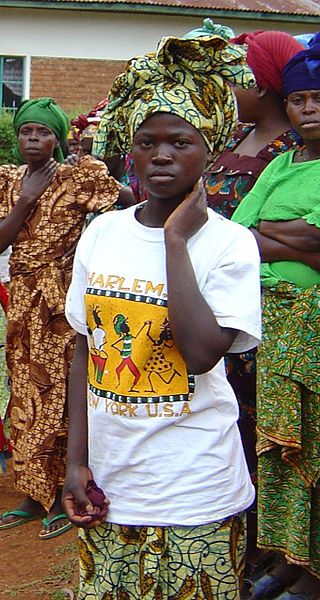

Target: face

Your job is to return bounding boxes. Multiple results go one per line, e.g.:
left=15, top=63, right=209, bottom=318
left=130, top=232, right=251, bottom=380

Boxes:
left=132, top=112, right=208, bottom=202
left=233, top=86, right=261, bottom=123
left=18, top=122, right=58, bottom=162
left=67, top=138, right=80, bottom=155
left=285, top=90, right=320, bottom=141
left=79, top=136, right=93, bottom=156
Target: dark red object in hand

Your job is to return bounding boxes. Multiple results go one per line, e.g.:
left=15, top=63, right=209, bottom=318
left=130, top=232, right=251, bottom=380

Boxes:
left=85, top=479, right=106, bottom=508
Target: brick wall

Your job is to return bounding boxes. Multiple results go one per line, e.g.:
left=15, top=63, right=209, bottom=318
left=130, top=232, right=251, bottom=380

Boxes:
left=30, top=57, right=126, bottom=114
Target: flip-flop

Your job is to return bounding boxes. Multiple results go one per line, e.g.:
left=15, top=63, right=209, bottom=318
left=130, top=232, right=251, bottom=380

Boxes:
left=0, top=509, right=40, bottom=530
left=39, top=512, right=73, bottom=540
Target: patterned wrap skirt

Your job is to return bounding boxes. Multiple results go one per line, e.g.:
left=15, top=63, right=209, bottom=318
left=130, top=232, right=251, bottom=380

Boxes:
left=78, top=512, right=246, bottom=599
left=256, top=282, right=320, bottom=578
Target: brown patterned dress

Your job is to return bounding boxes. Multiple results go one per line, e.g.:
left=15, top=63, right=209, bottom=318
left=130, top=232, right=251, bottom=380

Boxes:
left=0, top=156, right=121, bottom=511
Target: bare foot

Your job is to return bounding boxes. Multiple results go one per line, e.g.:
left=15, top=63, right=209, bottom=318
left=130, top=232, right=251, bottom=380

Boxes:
left=0, top=496, right=44, bottom=527
left=39, top=491, right=72, bottom=539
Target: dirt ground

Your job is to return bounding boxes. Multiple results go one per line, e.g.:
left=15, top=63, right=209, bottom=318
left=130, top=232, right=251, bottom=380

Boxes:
left=0, top=460, right=79, bottom=600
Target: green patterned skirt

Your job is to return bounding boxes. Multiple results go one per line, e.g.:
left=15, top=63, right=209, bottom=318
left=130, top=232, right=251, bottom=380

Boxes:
left=78, top=513, right=246, bottom=599
left=256, top=282, right=320, bottom=578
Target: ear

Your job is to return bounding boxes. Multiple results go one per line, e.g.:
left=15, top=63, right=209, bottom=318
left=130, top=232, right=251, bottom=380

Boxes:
left=283, top=98, right=288, bottom=111
left=55, top=135, right=60, bottom=148
left=257, top=86, right=268, bottom=99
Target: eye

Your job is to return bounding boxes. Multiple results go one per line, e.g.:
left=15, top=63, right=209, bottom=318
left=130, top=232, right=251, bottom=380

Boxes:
left=137, top=139, right=153, bottom=149
left=290, top=96, right=303, bottom=106
left=175, top=139, right=191, bottom=148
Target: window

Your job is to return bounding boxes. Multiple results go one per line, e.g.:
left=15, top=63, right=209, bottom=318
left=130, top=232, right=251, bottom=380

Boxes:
left=0, top=57, right=24, bottom=110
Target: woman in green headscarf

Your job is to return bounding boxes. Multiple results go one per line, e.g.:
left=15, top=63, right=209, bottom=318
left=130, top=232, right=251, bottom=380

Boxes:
left=13, top=96, right=69, bottom=162
left=0, top=97, right=125, bottom=540
left=63, top=25, right=261, bottom=599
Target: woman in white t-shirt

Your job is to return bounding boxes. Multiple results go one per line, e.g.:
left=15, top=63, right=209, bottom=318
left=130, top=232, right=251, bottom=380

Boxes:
left=63, top=22, right=261, bottom=600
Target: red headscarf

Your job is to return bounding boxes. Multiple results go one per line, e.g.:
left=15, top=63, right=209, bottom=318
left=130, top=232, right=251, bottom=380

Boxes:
left=231, top=31, right=303, bottom=94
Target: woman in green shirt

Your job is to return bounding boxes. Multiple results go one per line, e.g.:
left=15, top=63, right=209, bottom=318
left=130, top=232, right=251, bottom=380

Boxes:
left=232, top=38, right=320, bottom=598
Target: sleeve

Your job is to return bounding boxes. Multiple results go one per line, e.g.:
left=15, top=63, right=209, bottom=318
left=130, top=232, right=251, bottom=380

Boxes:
left=65, top=155, right=122, bottom=214
left=302, top=203, right=320, bottom=228
left=202, top=224, right=261, bottom=352
left=231, top=160, right=276, bottom=228
left=0, top=165, right=18, bottom=219
left=65, top=218, right=102, bottom=335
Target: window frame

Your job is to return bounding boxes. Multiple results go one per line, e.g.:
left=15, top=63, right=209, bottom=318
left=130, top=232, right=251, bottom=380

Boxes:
left=0, top=55, right=25, bottom=111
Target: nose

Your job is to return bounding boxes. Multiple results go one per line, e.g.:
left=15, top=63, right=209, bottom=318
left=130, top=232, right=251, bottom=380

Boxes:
left=151, top=144, right=173, bottom=163
left=28, top=127, right=39, bottom=140
left=303, top=98, right=316, bottom=114
left=28, top=128, right=40, bottom=140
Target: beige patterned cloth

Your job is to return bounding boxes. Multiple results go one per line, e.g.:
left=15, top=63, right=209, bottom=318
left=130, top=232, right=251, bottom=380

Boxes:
left=0, top=156, right=121, bottom=510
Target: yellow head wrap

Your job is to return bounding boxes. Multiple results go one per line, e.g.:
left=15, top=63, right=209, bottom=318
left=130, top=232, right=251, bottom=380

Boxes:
left=93, top=21, right=255, bottom=160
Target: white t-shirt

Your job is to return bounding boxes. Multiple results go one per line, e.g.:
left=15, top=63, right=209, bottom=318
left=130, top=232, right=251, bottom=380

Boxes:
left=66, top=204, right=261, bottom=526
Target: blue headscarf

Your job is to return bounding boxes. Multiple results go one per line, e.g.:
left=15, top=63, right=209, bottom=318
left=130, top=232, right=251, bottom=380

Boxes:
left=282, top=32, right=320, bottom=96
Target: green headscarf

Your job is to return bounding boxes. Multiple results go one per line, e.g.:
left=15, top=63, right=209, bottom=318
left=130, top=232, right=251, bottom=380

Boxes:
left=13, top=97, right=69, bottom=163
left=92, top=21, right=255, bottom=161
left=183, top=17, right=235, bottom=42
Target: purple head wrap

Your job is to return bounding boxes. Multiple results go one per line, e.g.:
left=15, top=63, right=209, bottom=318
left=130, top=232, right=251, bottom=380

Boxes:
left=282, top=32, right=320, bottom=96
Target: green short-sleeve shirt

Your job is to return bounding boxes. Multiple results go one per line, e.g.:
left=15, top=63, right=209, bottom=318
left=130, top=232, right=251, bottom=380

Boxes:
left=232, top=151, right=320, bottom=288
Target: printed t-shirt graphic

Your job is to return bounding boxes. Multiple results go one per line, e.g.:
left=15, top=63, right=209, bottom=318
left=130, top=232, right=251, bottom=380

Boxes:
left=85, top=288, right=194, bottom=405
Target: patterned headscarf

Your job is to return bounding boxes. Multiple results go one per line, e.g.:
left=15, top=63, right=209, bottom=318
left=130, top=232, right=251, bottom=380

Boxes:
left=92, top=22, right=255, bottom=160
left=13, top=97, right=69, bottom=163
left=282, top=33, right=320, bottom=96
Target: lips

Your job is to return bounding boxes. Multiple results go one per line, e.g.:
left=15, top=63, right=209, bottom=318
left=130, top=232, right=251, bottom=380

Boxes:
left=300, top=121, right=320, bottom=129
left=149, top=171, right=175, bottom=178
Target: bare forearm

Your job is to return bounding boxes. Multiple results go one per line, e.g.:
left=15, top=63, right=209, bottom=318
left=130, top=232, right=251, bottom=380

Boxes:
left=67, top=333, right=89, bottom=466
left=165, top=234, right=236, bottom=374
left=259, top=220, right=320, bottom=252
left=251, top=229, right=320, bottom=270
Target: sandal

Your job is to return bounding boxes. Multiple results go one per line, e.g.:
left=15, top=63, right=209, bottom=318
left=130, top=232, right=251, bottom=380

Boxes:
left=39, top=512, right=73, bottom=540
left=0, top=509, right=40, bottom=530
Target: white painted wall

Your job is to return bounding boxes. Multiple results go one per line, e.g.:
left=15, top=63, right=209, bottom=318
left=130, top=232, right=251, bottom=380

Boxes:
left=0, top=7, right=318, bottom=60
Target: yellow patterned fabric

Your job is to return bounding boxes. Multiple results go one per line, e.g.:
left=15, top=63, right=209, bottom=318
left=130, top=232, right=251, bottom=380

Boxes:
left=78, top=513, right=246, bottom=599
left=0, top=156, right=121, bottom=511
left=92, top=22, right=255, bottom=159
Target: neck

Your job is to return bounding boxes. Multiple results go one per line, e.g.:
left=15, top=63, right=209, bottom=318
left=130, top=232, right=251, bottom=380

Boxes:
left=304, top=141, right=320, bottom=161
left=27, top=158, right=51, bottom=174
left=255, top=110, right=290, bottom=136
left=136, top=196, right=183, bottom=228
